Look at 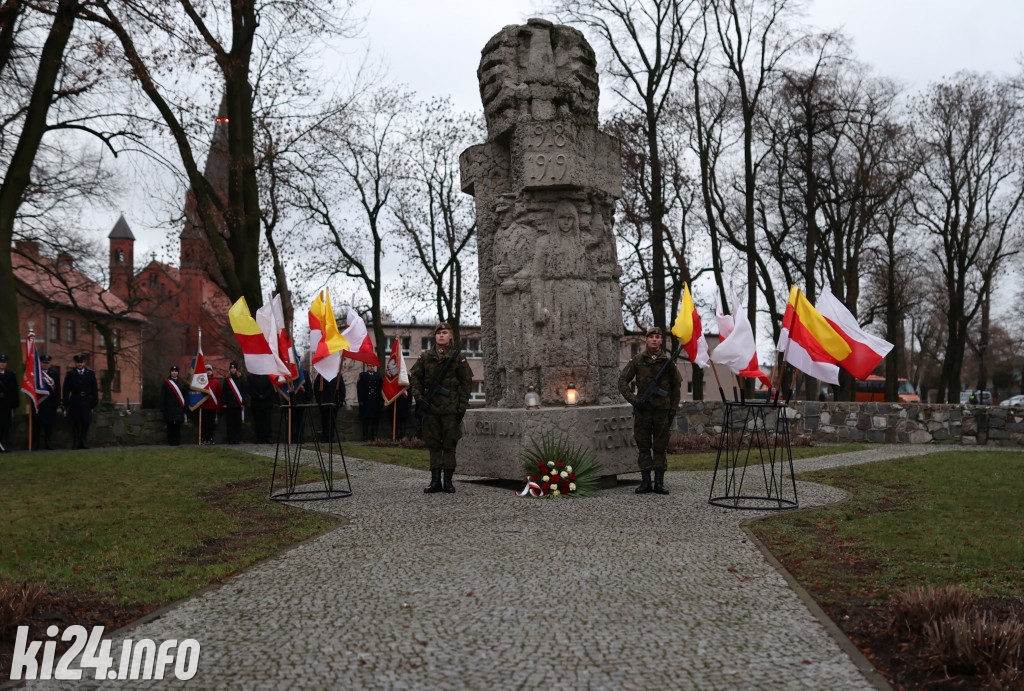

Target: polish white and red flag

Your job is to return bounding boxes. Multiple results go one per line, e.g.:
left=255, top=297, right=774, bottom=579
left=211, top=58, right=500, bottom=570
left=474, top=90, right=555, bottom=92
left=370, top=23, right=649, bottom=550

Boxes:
left=341, top=304, right=380, bottom=367
left=710, top=285, right=772, bottom=388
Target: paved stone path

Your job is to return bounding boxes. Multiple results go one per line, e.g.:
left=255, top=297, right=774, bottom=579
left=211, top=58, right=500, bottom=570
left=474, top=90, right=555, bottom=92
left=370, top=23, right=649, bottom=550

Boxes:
left=27, top=444, right=962, bottom=690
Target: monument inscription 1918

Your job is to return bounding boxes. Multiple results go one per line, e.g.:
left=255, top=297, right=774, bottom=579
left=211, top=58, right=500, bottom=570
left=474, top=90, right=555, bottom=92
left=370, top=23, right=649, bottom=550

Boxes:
left=458, top=18, right=637, bottom=480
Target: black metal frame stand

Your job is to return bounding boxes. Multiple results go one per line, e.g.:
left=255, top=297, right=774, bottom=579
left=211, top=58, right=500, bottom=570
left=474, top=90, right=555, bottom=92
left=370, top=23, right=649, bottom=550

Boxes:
left=270, top=402, right=352, bottom=502
left=709, top=399, right=797, bottom=510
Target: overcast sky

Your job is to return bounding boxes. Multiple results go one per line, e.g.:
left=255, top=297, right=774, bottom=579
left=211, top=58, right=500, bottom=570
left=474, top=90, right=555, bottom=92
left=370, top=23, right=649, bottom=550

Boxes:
left=113, top=0, right=1024, bottom=293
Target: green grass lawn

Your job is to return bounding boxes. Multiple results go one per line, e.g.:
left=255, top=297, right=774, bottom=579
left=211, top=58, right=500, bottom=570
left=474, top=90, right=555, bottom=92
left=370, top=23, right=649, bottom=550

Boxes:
left=344, top=444, right=430, bottom=469
left=666, top=443, right=868, bottom=472
left=751, top=450, right=1024, bottom=602
left=0, top=448, right=343, bottom=606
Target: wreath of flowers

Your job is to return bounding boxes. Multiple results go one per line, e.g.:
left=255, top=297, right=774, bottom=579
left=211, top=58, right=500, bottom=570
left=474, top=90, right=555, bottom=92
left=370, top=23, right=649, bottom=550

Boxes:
left=518, top=433, right=601, bottom=498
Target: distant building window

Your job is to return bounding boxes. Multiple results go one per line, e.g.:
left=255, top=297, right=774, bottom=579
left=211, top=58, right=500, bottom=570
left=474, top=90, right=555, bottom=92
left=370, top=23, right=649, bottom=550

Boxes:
left=401, top=336, right=410, bottom=357
left=687, top=381, right=693, bottom=394
left=116, top=249, right=124, bottom=263
left=470, top=380, right=486, bottom=403
left=49, top=316, right=60, bottom=342
left=421, top=337, right=434, bottom=352
left=463, top=337, right=483, bottom=358
left=66, top=319, right=76, bottom=344
left=102, top=328, right=121, bottom=349
left=631, top=343, right=640, bottom=357
left=81, top=322, right=90, bottom=334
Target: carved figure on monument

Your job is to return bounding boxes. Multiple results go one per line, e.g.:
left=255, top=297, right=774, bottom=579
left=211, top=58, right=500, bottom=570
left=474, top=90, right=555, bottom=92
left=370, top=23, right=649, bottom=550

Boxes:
left=460, top=17, right=623, bottom=408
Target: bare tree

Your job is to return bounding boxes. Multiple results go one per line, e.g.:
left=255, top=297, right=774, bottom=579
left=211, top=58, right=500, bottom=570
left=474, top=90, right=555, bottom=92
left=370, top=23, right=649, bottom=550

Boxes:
left=554, top=0, right=701, bottom=332
left=392, top=97, right=479, bottom=342
left=909, top=73, right=1024, bottom=402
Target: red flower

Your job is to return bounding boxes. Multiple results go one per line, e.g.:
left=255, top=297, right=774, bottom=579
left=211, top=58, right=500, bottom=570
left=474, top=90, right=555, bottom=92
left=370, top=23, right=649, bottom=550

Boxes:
left=569, top=474, right=576, bottom=481
left=560, top=480, right=570, bottom=493
left=538, top=463, right=546, bottom=469
left=557, top=462, right=564, bottom=467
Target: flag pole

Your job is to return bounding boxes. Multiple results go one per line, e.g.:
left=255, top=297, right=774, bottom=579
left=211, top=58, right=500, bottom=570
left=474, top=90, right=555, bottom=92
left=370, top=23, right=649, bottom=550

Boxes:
left=28, top=405, right=33, bottom=452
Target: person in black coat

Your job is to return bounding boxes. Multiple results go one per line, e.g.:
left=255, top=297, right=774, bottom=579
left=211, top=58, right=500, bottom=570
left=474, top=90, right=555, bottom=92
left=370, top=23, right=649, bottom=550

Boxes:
left=393, top=389, right=412, bottom=439
left=0, top=353, right=19, bottom=452
left=33, top=354, right=61, bottom=450
left=222, top=362, right=246, bottom=444
left=314, top=373, right=345, bottom=443
left=62, top=354, right=98, bottom=449
left=161, top=365, right=186, bottom=446
left=356, top=365, right=383, bottom=441
left=288, top=377, right=311, bottom=442
left=248, top=374, right=275, bottom=443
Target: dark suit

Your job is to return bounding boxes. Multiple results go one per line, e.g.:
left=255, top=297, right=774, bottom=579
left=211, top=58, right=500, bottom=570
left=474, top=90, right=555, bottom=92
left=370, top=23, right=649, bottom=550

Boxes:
left=248, top=375, right=275, bottom=443
left=162, top=377, right=186, bottom=446
left=33, top=367, right=61, bottom=449
left=0, top=367, right=19, bottom=451
left=357, top=370, right=383, bottom=441
left=314, top=375, right=345, bottom=443
left=222, top=374, right=245, bottom=444
left=63, top=366, right=98, bottom=449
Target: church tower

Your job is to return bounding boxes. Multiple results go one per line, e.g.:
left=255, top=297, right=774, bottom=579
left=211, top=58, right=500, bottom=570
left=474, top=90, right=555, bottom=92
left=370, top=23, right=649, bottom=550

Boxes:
left=108, top=214, right=135, bottom=299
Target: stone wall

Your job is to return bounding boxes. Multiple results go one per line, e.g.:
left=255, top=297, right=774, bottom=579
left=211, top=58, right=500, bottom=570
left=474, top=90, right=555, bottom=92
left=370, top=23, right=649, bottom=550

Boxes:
left=674, top=401, right=1024, bottom=447
left=3, top=407, right=364, bottom=451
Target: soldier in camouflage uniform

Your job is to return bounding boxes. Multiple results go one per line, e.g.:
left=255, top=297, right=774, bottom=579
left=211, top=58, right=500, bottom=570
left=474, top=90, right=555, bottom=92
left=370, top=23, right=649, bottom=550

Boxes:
left=410, top=323, right=473, bottom=494
left=618, top=327, right=682, bottom=494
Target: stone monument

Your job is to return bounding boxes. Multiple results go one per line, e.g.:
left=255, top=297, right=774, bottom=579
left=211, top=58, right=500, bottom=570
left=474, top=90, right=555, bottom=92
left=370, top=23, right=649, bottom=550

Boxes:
left=458, top=18, right=637, bottom=480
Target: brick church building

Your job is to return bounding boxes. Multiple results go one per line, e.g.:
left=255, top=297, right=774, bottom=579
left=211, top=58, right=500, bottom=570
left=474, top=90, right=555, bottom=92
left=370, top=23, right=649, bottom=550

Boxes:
left=106, top=115, right=239, bottom=407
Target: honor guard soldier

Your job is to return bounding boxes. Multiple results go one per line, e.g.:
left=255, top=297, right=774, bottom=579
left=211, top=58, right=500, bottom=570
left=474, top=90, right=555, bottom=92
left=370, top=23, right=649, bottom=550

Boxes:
left=0, top=354, right=19, bottom=452
left=618, top=327, right=682, bottom=495
left=222, top=362, right=246, bottom=444
left=409, top=322, right=473, bottom=494
left=35, top=354, right=61, bottom=449
left=63, top=354, right=98, bottom=449
left=162, top=365, right=186, bottom=446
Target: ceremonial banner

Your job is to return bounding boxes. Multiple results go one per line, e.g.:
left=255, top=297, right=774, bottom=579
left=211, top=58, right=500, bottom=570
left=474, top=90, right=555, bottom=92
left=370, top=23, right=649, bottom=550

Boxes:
left=816, top=291, right=893, bottom=380
left=229, top=297, right=290, bottom=376
left=776, top=286, right=852, bottom=385
left=381, top=336, right=410, bottom=405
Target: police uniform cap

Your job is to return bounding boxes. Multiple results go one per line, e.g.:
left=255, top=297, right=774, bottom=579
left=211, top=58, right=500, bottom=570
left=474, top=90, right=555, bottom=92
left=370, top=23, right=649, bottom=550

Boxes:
left=434, top=322, right=452, bottom=334
left=205, top=364, right=213, bottom=372
left=169, top=365, right=179, bottom=372
left=229, top=361, right=239, bottom=369
left=73, top=354, right=86, bottom=363
left=646, top=327, right=664, bottom=337
left=40, top=354, right=52, bottom=363
left=0, top=354, right=7, bottom=362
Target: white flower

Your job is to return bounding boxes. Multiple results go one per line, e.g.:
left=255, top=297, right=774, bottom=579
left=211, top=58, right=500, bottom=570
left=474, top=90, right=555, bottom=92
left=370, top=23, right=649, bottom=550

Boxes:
left=566, top=466, right=573, bottom=473
left=560, top=471, right=568, bottom=479
left=552, top=490, right=560, bottom=495
left=549, top=483, right=558, bottom=490
left=547, top=461, right=556, bottom=468
left=542, top=475, right=550, bottom=482
left=569, top=482, right=576, bottom=491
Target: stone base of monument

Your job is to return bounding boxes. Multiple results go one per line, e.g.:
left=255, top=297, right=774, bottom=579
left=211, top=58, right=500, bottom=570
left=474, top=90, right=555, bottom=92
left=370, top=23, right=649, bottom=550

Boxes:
left=458, top=405, right=639, bottom=481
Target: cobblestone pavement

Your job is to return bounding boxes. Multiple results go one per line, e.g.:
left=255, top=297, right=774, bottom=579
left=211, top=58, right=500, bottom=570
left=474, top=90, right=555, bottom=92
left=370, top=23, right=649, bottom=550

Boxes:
left=25, top=444, right=962, bottom=690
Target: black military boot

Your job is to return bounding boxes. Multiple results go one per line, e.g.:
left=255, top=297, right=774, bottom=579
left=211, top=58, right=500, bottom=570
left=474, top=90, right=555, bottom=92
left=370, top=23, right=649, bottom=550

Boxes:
left=653, top=471, right=670, bottom=495
left=424, top=469, right=443, bottom=493
left=443, top=468, right=456, bottom=494
left=635, top=470, right=652, bottom=494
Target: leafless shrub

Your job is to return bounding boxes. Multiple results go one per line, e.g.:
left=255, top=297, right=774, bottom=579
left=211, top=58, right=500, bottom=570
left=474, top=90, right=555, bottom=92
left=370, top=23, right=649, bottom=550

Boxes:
left=887, top=585, right=973, bottom=637
left=0, top=582, right=46, bottom=640
left=923, top=612, right=1024, bottom=679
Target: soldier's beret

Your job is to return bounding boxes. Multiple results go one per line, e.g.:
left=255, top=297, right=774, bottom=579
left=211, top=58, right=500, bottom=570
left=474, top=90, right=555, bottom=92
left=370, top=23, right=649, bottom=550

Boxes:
left=73, top=354, right=86, bottom=363
left=434, top=322, right=452, bottom=334
left=40, top=354, right=52, bottom=363
left=0, top=354, right=7, bottom=362
left=646, top=327, right=663, bottom=337
left=169, top=365, right=179, bottom=372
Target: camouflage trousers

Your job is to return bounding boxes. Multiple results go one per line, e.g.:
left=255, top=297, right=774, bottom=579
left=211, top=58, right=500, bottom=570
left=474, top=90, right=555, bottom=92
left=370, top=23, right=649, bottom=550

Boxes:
left=634, top=410, right=673, bottom=471
left=421, top=413, right=461, bottom=470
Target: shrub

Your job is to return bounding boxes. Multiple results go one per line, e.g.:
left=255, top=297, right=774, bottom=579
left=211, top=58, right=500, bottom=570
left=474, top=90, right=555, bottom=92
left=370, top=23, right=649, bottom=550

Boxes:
left=0, top=582, right=46, bottom=641
left=887, top=585, right=973, bottom=637
left=923, top=612, right=1024, bottom=678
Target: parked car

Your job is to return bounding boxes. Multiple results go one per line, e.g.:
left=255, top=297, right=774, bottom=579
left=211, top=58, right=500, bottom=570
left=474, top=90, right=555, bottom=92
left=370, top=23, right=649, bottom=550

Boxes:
left=959, top=390, right=992, bottom=405
left=856, top=376, right=919, bottom=403
left=1000, top=394, right=1024, bottom=407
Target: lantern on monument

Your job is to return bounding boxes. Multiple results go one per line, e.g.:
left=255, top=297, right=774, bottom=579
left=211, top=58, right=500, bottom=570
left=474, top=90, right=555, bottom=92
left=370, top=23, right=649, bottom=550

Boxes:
left=564, top=384, right=578, bottom=407
left=524, top=386, right=541, bottom=409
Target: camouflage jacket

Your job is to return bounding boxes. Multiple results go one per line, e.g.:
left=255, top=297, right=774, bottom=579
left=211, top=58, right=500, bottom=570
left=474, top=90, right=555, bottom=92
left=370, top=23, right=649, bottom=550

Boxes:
left=409, top=346, right=473, bottom=416
left=618, top=348, right=682, bottom=411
